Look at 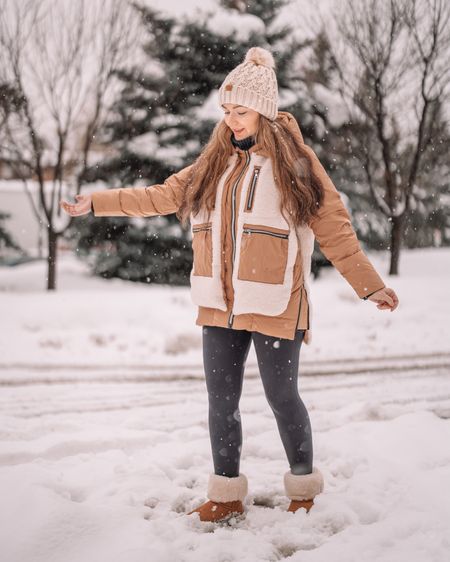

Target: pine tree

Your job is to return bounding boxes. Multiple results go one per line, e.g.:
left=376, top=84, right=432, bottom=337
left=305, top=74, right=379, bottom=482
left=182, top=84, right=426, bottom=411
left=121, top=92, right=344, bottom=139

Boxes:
left=76, top=0, right=319, bottom=284
left=0, top=211, right=24, bottom=262
left=403, top=98, right=450, bottom=248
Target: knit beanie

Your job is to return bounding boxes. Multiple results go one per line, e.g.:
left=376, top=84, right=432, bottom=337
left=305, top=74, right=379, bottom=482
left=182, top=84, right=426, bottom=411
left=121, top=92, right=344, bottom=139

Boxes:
left=219, top=46, right=279, bottom=121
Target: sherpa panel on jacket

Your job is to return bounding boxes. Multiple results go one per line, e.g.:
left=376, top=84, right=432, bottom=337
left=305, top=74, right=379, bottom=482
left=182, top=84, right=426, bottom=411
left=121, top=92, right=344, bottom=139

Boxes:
left=190, top=121, right=311, bottom=340
left=91, top=111, right=386, bottom=343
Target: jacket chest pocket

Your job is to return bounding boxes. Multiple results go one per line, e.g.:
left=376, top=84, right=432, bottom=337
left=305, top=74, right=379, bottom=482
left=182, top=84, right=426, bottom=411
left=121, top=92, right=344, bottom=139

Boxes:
left=243, top=166, right=262, bottom=213
left=237, top=223, right=289, bottom=284
left=192, top=222, right=213, bottom=277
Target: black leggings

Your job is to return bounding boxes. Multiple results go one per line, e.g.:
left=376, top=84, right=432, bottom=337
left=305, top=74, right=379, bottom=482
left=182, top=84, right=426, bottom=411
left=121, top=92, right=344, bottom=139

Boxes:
left=202, top=325, right=313, bottom=478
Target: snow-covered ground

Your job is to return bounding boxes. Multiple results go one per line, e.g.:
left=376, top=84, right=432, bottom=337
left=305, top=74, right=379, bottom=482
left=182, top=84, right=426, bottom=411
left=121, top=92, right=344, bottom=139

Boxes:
left=0, top=247, right=448, bottom=368
left=0, top=247, right=449, bottom=562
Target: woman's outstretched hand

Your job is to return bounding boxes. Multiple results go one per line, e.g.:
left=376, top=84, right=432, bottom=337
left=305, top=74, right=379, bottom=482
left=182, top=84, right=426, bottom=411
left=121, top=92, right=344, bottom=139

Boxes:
left=60, top=194, right=92, bottom=217
left=367, top=287, right=399, bottom=311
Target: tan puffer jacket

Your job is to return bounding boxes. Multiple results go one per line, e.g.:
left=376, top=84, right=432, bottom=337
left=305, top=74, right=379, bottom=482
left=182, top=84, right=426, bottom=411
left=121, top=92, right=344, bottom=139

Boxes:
left=91, top=111, right=386, bottom=344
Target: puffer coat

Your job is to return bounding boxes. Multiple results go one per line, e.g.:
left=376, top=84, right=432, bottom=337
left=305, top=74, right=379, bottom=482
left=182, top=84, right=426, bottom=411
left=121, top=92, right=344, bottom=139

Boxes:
left=91, top=111, right=386, bottom=344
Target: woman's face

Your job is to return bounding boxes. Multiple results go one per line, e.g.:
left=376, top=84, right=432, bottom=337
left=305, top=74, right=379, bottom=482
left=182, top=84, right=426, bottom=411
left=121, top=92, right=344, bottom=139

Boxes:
left=222, top=104, right=260, bottom=139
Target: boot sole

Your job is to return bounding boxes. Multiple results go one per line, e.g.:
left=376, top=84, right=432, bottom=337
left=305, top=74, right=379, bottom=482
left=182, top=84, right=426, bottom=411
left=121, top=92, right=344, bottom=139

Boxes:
left=215, top=511, right=246, bottom=525
left=188, top=510, right=246, bottom=525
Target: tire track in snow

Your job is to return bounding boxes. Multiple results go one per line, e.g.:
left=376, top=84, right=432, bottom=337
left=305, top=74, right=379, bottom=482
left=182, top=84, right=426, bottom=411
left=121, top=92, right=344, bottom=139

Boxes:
left=0, top=352, right=449, bottom=386
left=1, top=350, right=448, bottom=372
left=0, top=366, right=448, bottom=418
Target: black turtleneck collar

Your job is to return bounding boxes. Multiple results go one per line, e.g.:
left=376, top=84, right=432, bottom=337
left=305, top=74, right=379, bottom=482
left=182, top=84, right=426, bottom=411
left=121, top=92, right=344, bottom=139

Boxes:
left=230, top=132, right=256, bottom=151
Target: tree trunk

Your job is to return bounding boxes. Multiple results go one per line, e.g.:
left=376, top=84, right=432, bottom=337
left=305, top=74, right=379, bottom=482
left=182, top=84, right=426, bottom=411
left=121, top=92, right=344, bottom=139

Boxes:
left=389, top=213, right=405, bottom=275
left=47, top=228, right=58, bottom=290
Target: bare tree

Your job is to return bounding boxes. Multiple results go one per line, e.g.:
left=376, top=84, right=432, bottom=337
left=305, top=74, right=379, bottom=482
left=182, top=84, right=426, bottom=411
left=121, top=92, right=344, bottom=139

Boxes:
left=310, top=0, right=450, bottom=274
left=0, top=0, right=140, bottom=289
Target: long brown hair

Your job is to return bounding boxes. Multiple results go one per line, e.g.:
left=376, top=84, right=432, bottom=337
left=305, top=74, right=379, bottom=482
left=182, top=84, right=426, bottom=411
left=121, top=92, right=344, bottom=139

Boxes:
left=177, top=113, right=325, bottom=229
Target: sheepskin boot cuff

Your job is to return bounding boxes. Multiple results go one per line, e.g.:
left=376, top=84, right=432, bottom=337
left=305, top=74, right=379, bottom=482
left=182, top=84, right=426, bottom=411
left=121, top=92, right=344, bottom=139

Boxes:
left=283, top=466, right=324, bottom=501
left=207, top=473, right=248, bottom=503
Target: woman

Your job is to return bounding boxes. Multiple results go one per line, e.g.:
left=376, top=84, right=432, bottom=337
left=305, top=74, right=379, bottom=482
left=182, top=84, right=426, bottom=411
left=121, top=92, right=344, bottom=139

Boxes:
left=61, top=47, right=399, bottom=524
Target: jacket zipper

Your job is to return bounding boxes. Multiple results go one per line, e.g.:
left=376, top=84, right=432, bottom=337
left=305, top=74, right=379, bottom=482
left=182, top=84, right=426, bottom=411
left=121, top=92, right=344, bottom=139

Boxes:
left=242, top=227, right=288, bottom=239
left=245, top=166, right=261, bottom=211
left=228, top=151, right=251, bottom=328
left=294, top=285, right=303, bottom=339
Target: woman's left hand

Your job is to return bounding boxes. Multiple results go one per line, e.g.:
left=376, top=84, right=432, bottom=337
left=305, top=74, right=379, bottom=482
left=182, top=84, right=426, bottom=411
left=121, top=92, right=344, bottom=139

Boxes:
left=367, top=287, right=399, bottom=311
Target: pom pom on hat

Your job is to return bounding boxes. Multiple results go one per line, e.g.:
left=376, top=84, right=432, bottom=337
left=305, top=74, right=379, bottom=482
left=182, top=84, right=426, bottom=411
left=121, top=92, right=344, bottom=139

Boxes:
left=218, top=46, right=279, bottom=121
left=243, top=47, right=275, bottom=70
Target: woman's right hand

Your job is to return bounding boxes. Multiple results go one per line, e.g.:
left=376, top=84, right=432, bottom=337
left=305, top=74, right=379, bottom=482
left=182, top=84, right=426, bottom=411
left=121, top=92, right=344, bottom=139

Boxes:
left=60, top=194, right=92, bottom=217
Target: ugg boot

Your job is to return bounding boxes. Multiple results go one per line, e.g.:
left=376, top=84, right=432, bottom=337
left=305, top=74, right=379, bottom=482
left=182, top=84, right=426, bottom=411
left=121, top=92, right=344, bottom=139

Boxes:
left=284, top=466, right=324, bottom=514
left=187, top=472, right=248, bottom=523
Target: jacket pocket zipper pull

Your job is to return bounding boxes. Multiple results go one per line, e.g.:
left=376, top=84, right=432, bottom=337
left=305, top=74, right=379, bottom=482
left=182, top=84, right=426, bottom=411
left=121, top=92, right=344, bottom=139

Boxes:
left=243, top=227, right=288, bottom=239
left=246, top=168, right=261, bottom=211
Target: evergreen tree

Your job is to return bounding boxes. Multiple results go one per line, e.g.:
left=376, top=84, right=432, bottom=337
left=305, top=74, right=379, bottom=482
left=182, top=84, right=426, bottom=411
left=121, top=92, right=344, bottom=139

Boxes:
left=76, top=0, right=321, bottom=284
left=0, top=211, right=24, bottom=261
left=403, top=98, right=450, bottom=248
left=291, top=30, right=382, bottom=249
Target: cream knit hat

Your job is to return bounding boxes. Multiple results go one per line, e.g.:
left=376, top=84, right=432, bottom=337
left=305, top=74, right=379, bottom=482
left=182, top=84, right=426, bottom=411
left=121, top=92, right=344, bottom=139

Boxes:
left=219, top=46, right=279, bottom=121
